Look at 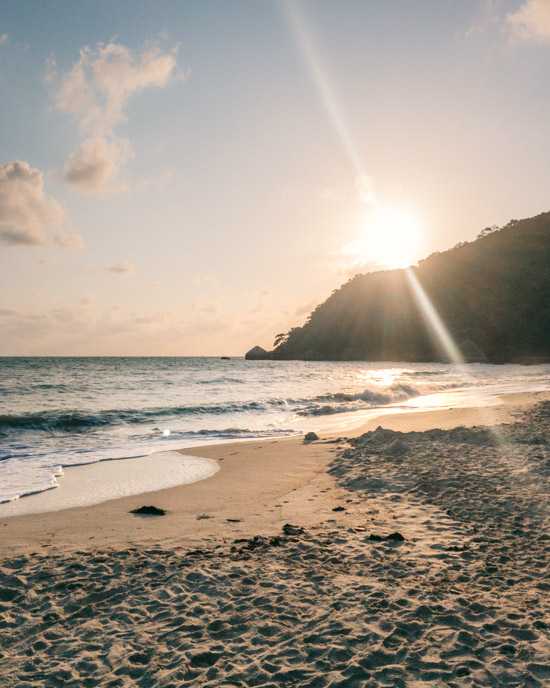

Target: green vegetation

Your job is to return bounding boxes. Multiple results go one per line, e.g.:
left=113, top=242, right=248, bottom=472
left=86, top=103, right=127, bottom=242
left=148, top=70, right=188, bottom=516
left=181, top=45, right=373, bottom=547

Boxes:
left=268, top=211, right=550, bottom=363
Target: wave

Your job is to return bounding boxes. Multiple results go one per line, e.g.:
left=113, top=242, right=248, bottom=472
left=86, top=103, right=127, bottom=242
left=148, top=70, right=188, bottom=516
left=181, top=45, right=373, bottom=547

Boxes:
left=296, top=383, right=422, bottom=417
left=0, top=384, right=425, bottom=434
left=0, top=402, right=264, bottom=434
left=317, top=383, right=418, bottom=404
left=185, top=427, right=299, bottom=439
left=409, top=370, right=444, bottom=376
left=198, top=378, right=245, bottom=385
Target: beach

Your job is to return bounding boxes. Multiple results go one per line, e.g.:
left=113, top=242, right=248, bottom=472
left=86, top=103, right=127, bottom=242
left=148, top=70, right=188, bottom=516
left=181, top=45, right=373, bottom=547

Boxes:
left=1, top=390, right=549, bottom=686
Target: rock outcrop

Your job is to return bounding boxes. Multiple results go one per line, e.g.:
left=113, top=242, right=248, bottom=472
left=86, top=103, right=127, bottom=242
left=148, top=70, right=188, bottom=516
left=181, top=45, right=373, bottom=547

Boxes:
left=245, top=345, right=270, bottom=360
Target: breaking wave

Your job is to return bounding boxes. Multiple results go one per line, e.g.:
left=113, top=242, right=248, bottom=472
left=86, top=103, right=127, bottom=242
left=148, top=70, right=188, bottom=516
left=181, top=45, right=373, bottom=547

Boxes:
left=296, top=383, right=421, bottom=417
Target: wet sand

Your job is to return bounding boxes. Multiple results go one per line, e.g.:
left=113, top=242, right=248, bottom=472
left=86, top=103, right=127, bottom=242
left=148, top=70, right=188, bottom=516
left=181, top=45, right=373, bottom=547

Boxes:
left=1, top=390, right=549, bottom=686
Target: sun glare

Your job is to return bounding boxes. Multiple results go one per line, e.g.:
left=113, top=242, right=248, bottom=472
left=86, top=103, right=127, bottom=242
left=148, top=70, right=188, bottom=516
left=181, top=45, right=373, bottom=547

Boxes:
left=348, top=206, right=422, bottom=270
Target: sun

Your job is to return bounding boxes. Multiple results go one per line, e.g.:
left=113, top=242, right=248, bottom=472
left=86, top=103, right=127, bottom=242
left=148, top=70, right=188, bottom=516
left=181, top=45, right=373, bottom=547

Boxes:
left=347, top=206, right=422, bottom=270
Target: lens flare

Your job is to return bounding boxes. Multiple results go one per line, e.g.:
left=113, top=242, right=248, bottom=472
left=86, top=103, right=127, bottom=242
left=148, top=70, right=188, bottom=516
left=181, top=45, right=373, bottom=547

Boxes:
left=405, top=268, right=506, bottom=443
left=284, top=1, right=371, bottom=189
left=405, top=269, right=464, bottom=364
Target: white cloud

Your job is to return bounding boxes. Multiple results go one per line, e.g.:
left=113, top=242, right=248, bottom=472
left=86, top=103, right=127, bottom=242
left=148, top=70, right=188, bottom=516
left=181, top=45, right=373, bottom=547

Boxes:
left=0, top=160, right=81, bottom=247
left=507, top=0, right=550, bottom=42
left=106, top=261, right=135, bottom=275
left=49, top=39, right=178, bottom=193
left=51, top=40, right=178, bottom=133
left=65, top=135, right=132, bottom=192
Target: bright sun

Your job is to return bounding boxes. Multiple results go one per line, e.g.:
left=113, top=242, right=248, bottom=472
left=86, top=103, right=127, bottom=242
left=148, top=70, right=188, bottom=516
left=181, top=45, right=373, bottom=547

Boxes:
left=346, top=206, right=421, bottom=270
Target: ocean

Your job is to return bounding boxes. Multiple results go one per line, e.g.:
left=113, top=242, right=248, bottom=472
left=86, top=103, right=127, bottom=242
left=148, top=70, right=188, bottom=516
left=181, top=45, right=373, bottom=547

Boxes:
left=1, top=357, right=549, bottom=505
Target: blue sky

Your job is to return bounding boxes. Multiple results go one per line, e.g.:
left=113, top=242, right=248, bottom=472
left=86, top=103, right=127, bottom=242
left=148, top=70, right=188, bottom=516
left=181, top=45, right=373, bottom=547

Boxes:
left=1, top=0, right=549, bottom=354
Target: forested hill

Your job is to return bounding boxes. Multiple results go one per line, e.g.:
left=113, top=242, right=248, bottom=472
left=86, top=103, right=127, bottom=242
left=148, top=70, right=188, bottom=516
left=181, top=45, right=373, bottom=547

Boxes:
left=265, top=211, right=550, bottom=363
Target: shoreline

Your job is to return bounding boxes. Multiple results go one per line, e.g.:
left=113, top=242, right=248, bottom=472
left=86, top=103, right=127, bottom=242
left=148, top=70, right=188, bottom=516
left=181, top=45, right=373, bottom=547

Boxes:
left=1, top=389, right=547, bottom=558
left=2, top=390, right=549, bottom=686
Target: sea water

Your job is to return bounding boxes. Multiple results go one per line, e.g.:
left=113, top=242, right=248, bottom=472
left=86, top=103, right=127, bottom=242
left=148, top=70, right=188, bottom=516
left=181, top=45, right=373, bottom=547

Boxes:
left=1, top=357, right=549, bottom=504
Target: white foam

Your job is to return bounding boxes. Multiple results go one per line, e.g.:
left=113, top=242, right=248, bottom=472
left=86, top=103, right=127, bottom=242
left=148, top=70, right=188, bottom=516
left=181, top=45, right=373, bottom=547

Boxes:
left=0, top=451, right=218, bottom=518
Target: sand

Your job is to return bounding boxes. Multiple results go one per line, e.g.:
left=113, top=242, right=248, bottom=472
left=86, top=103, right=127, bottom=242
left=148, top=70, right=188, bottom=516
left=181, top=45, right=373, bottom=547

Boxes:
left=1, top=390, right=549, bottom=686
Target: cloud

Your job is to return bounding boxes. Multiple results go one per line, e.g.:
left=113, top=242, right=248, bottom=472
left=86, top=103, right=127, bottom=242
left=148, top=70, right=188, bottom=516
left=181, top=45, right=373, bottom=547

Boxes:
left=190, top=301, right=218, bottom=314
left=106, top=261, right=135, bottom=275
left=189, top=274, right=222, bottom=288
left=294, top=299, right=318, bottom=316
left=131, top=312, right=168, bottom=325
left=48, top=39, right=178, bottom=193
left=463, top=0, right=500, bottom=40
left=0, top=34, right=7, bottom=46
left=507, top=0, right=550, bottom=42
left=317, top=175, right=376, bottom=205
left=79, top=293, right=96, bottom=306
left=355, top=174, right=376, bottom=204
left=336, top=258, right=385, bottom=278
left=0, top=160, right=81, bottom=247
left=319, top=187, right=347, bottom=202
left=51, top=40, right=178, bottom=133
left=65, top=135, right=132, bottom=192
left=0, top=308, right=19, bottom=317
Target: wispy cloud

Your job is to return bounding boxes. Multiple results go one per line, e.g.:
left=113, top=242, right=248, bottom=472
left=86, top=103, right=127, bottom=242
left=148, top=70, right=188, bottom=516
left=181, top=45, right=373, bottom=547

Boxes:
left=106, top=261, right=135, bottom=275
left=294, top=299, right=318, bottom=316
left=190, top=301, right=218, bottom=314
left=0, top=308, right=19, bottom=317
left=189, top=274, right=222, bottom=288
left=47, top=39, right=179, bottom=193
left=79, top=293, right=96, bottom=306
left=463, top=0, right=500, bottom=40
left=507, top=0, right=550, bottom=42
left=0, top=160, right=81, bottom=247
left=355, top=174, right=376, bottom=204
left=318, top=174, right=376, bottom=205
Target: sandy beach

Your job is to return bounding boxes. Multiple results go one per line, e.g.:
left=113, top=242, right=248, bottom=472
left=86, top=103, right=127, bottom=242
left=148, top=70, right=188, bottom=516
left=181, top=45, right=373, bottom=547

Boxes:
left=1, top=390, right=549, bottom=686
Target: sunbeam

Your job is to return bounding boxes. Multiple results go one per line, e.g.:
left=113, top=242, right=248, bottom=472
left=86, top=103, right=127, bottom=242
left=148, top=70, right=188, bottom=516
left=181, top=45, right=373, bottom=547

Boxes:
left=405, top=268, right=507, bottom=444
left=283, top=0, right=373, bottom=195
left=405, top=269, right=464, bottom=365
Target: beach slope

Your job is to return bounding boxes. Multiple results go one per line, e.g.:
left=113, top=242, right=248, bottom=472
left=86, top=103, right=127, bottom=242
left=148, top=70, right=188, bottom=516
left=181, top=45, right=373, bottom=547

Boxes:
left=1, top=392, right=549, bottom=686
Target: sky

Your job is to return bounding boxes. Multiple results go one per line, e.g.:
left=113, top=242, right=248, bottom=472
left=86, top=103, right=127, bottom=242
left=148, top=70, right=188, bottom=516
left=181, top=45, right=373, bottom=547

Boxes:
left=1, top=0, right=550, bottom=356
